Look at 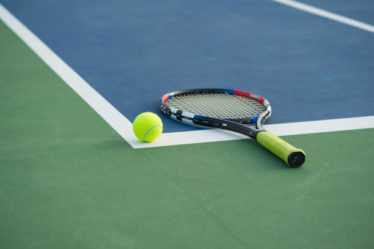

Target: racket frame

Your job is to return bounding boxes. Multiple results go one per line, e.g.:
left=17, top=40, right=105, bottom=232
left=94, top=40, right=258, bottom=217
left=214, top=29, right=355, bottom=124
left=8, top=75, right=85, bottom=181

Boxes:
left=160, top=88, right=271, bottom=139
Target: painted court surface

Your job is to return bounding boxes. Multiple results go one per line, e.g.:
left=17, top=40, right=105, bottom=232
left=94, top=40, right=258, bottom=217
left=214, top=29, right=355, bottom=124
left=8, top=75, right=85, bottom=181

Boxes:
left=1, top=1, right=374, bottom=248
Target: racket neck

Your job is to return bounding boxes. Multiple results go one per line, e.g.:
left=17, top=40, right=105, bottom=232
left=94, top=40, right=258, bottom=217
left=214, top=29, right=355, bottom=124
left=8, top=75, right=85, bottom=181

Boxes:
left=193, top=116, right=259, bottom=139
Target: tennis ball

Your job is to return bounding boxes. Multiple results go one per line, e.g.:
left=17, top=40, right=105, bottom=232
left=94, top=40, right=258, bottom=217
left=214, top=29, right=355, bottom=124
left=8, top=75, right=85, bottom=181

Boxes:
left=133, top=112, right=163, bottom=142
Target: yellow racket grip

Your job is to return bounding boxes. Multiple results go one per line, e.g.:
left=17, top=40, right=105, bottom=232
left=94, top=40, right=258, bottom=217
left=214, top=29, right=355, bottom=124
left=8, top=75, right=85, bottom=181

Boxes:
left=256, top=131, right=306, bottom=168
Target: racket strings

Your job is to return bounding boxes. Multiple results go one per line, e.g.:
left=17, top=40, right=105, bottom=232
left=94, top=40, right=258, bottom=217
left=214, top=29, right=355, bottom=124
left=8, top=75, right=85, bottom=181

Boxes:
left=167, top=92, right=265, bottom=119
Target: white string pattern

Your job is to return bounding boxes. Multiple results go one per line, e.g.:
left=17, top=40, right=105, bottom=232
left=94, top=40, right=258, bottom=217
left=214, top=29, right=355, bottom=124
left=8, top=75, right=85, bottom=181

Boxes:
left=167, top=92, right=265, bottom=119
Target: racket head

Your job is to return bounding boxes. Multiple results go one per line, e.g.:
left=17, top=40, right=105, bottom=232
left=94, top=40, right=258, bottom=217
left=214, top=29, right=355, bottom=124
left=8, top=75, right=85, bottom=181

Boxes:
left=160, top=88, right=271, bottom=128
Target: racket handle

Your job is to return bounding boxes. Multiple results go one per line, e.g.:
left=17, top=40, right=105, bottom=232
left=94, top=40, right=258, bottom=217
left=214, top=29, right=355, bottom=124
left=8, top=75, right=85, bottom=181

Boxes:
left=256, top=131, right=306, bottom=168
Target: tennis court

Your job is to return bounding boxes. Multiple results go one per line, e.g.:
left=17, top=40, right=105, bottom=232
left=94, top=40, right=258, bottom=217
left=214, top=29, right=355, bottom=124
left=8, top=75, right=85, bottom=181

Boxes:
left=1, top=1, right=374, bottom=248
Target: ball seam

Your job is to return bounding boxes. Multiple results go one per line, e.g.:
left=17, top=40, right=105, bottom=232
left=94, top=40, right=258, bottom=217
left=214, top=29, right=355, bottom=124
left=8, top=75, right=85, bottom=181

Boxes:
left=143, top=125, right=161, bottom=142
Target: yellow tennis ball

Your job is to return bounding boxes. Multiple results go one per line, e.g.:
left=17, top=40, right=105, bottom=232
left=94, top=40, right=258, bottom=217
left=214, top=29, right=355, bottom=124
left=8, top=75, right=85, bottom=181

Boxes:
left=133, top=112, right=163, bottom=142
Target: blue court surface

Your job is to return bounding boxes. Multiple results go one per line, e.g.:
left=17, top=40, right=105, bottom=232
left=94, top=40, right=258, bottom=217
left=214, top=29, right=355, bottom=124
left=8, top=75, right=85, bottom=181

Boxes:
left=2, top=0, right=374, bottom=133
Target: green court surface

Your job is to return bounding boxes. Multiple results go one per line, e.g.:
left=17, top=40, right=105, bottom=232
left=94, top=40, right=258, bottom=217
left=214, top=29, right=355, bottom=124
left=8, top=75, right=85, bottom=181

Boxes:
left=1, top=20, right=374, bottom=249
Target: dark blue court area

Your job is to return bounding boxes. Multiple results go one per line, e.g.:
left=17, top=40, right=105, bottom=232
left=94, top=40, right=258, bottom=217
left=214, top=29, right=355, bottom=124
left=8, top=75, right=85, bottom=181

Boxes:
left=2, top=0, right=374, bottom=132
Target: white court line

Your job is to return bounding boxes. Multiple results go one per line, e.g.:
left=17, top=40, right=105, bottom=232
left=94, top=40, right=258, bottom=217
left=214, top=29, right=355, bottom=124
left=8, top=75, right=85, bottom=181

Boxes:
left=132, top=116, right=374, bottom=148
left=1, top=3, right=374, bottom=150
left=273, top=0, right=374, bottom=33
left=0, top=4, right=139, bottom=144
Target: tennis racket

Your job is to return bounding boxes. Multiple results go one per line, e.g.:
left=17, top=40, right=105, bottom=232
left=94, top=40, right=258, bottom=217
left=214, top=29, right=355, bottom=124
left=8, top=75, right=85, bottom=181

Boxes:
left=160, top=88, right=306, bottom=168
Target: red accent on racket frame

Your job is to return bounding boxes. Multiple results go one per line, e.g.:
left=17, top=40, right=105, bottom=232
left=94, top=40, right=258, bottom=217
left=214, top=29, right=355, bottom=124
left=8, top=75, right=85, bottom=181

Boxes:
left=233, top=89, right=265, bottom=104
left=162, top=94, right=169, bottom=103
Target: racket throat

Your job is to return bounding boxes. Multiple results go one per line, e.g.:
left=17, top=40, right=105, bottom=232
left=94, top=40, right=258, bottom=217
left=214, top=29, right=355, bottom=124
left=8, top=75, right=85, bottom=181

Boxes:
left=193, top=116, right=259, bottom=138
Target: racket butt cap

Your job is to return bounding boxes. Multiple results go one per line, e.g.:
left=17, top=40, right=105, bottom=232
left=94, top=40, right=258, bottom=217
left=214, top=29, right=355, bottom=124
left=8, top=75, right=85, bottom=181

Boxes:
left=288, top=151, right=306, bottom=168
